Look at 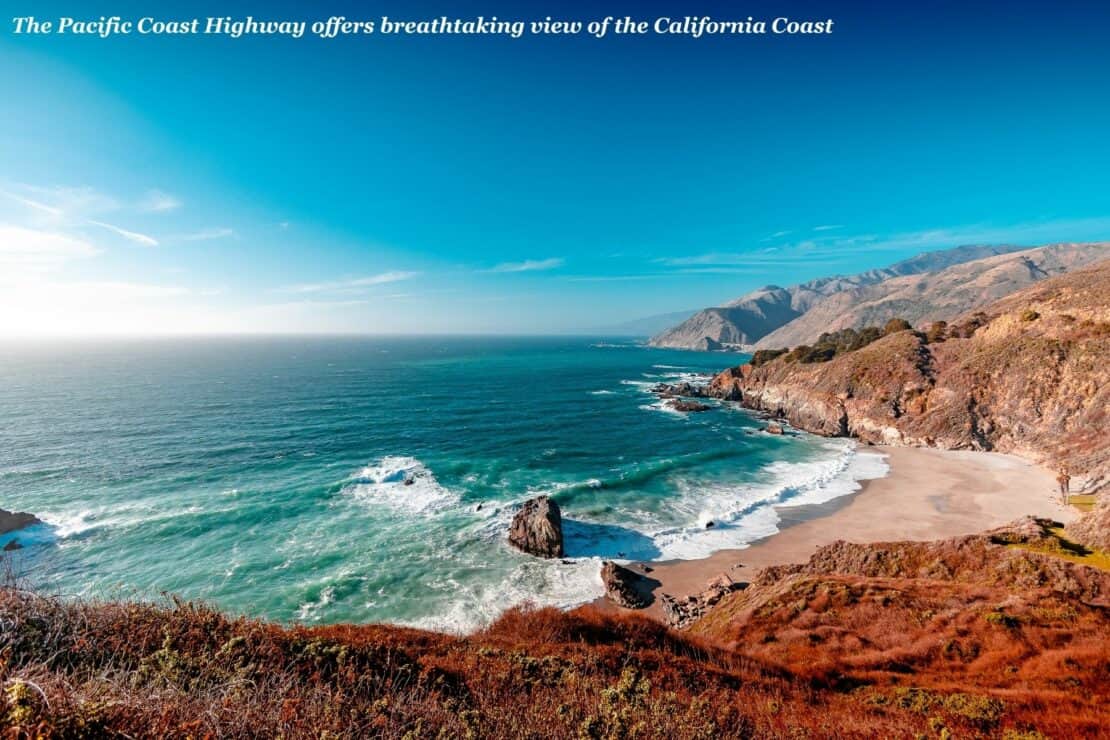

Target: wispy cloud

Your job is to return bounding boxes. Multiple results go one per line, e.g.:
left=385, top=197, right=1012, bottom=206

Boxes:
left=88, top=220, right=159, bottom=247
left=3, top=191, right=64, bottom=216
left=487, top=257, right=565, bottom=273
left=176, top=227, right=234, bottom=241
left=139, top=189, right=182, bottom=212
left=19, top=184, right=120, bottom=215
left=566, top=273, right=670, bottom=282
left=283, top=270, right=421, bottom=294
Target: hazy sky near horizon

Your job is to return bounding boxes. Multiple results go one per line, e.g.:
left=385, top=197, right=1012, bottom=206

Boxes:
left=2, top=0, right=1110, bottom=336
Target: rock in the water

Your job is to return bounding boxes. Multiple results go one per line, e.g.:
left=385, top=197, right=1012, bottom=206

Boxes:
left=0, top=508, right=41, bottom=536
left=668, top=399, right=712, bottom=413
left=600, top=561, right=650, bottom=609
left=508, top=496, right=564, bottom=558
left=3, top=539, right=21, bottom=552
left=765, top=422, right=784, bottom=435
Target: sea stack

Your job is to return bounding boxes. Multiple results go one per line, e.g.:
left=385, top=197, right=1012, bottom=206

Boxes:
left=508, top=496, right=564, bottom=558
left=0, top=508, right=41, bottom=536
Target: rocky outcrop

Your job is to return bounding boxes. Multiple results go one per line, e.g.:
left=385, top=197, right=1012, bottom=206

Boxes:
left=650, top=381, right=709, bottom=398
left=600, top=561, right=651, bottom=608
left=647, top=244, right=1035, bottom=350
left=709, top=259, right=1110, bottom=492
left=755, top=243, right=1109, bottom=350
left=0, top=509, right=40, bottom=536
left=667, top=399, right=711, bottom=413
left=508, top=496, right=564, bottom=558
left=660, top=574, right=741, bottom=629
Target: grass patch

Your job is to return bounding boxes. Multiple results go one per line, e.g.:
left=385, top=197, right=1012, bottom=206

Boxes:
left=1005, top=527, right=1110, bottom=571
left=1067, top=494, right=1098, bottom=513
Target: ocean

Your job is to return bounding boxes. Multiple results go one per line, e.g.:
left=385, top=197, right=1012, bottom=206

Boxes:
left=0, top=336, right=886, bottom=631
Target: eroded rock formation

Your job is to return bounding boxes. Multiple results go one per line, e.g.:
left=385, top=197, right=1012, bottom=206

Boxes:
left=508, top=496, right=564, bottom=558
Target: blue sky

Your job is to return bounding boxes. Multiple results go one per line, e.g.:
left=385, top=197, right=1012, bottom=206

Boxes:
left=2, top=0, right=1109, bottom=335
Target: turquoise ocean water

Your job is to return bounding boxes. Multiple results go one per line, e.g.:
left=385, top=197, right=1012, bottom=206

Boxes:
left=0, top=337, right=885, bottom=631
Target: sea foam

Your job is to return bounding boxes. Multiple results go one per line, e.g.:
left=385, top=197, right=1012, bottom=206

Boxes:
left=652, top=443, right=889, bottom=560
left=345, top=456, right=457, bottom=515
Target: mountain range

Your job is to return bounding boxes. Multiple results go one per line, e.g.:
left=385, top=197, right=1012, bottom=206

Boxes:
left=647, top=242, right=1109, bottom=350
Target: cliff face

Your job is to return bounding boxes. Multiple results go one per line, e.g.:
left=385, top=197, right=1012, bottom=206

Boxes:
left=755, top=243, right=1109, bottom=349
left=647, top=243, right=1033, bottom=350
left=709, top=259, right=1110, bottom=492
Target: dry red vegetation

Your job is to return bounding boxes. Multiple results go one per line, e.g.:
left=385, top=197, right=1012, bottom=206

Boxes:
left=2, top=521, right=1108, bottom=738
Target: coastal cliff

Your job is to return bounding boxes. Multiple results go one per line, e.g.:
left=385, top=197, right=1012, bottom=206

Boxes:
left=708, top=259, right=1110, bottom=492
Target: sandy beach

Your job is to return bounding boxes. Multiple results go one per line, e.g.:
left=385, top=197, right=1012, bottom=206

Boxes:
left=627, top=446, right=1078, bottom=621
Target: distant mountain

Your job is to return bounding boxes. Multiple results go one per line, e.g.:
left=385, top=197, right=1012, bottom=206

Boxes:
left=754, top=242, right=1110, bottom=349
left=647, top=244, right=1034, bottom=350
left=647, top=286, right=801, bottom=348
left=587, top=309, right=698, bottom=337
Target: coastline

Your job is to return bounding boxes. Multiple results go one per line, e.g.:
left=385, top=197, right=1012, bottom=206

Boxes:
left=609, top=446, right=1078, bottom=622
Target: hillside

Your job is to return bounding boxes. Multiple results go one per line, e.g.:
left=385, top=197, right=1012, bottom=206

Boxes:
left=3, top=514, right=1108, bottom=738
left=755, top=242, right=1109, bottom=349
left=709, top=259, right=1110, bottom=492
left=648, top=244, right=1032, bottom=350
left=648, top=285, right=801, bottom=348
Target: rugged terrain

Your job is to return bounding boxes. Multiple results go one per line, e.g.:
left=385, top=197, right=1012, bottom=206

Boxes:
left=708, top=259, right=1110, bottom=492
left=648, top=244, right=1033, bottom=349
left=755, top=242, right=1109, bottom=349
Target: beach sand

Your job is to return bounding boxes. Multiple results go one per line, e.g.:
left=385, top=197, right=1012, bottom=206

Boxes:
left=621, top=446, right=1078, bottom=621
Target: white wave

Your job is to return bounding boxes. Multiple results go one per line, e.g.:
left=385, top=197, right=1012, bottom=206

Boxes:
left=652, top=364, right=688, bottom=370
left=38, top=509, right=100, bottom=538
left=639, top=400, right=685, bottom=416
left=588, top=389, right=615, bottom=396
left=652, top=444, right=889, bottom=560
left=345, top=456, right=457, bottom=515
left=403, top=554, right=606, bottom=634
left=297, top=586, right=335, bottom=621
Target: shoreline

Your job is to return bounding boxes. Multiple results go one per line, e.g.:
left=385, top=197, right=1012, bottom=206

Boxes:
left=604, top=446, right=1078, bottom=622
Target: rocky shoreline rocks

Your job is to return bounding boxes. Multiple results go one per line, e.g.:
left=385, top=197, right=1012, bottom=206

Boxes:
left=600, top=561, right=653, bottom=609
left=660, top=573, right=742, bottom=629
left=0, top=508, right=43, bottom=552
left=508, top=496, right=564, bottom=558
left=0, top=508, right=40, bottom=536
